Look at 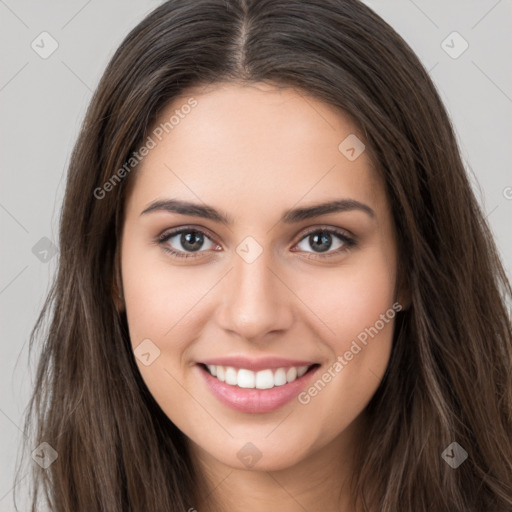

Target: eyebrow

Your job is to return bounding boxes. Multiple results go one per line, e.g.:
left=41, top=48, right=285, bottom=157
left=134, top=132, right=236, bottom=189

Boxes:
left=140, top=198, right=375, bottom=224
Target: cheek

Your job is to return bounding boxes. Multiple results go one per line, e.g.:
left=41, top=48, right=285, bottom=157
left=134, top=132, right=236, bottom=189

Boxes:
left=121, top=234, right=210, bottom=346
left=120, top=237, right=205, bottom=430
left=305, top=245, right=397, bottom=348
left=294, top=249, right=397, bottom=434
left=120, top=235, right=216, bottom=418
left=299, top=255, right=400, bottom=436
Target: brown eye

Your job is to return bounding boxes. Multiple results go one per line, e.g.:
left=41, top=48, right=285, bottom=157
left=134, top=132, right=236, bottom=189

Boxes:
left=294, top=228, right=356, bottom=258
left=158, top=228, right=218, bottom=258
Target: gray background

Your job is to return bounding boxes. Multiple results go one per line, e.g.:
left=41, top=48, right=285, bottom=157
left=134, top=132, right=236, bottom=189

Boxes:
left=1, top=1, right=511, bottom=509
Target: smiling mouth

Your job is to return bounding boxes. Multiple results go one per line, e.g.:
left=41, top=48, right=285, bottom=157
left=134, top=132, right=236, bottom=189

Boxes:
left=198, top=363, right=320, bottom=390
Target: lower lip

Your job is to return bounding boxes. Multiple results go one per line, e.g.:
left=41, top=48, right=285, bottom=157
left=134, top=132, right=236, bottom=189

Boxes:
left=197, top=364, right=320, bottom=414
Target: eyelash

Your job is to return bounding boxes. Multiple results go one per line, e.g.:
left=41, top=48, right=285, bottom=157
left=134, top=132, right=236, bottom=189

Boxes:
left=157, top=225, right=357, bottom=261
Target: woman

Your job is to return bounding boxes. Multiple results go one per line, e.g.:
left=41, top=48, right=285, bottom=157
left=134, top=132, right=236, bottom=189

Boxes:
left=17, top=0, right=512, bottom=510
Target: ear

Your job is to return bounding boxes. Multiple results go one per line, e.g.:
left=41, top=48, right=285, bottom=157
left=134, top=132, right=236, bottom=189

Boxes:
left=396, top=288, right=411, bottom=312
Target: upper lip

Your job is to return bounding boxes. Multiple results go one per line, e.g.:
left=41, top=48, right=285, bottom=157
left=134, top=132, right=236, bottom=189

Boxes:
left=199, top=356, right=317, bottom=372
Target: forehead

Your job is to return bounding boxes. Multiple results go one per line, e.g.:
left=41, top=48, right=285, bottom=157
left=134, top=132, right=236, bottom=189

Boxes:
left=126, top=82, right=386, bottom=219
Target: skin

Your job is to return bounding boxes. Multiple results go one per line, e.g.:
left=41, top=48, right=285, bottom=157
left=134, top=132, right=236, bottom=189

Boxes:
left=118, top=82, right=405, bottom=511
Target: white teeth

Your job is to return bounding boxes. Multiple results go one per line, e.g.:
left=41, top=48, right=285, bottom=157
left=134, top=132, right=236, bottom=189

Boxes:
left=274, top=368, right=287, bottom=386
left=225, top=366, right=237, bottom=385
left=237, top=369, right=255, bottom=388
left=297, top=365, right=308, bottom=377
left=204, top=364, right=313, bottom=389
left=286, top=366, right=297, bottom=382
left=255, top=369, right=274, bottom=389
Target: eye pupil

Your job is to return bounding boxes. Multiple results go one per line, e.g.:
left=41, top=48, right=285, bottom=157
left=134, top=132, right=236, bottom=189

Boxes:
left=181, top=231, right=203, bottom=251
left=310, top=231, right=332, bottom=252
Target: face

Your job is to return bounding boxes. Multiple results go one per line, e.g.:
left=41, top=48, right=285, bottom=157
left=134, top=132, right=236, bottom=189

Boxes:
left=119, top=82, right=402, bottom=473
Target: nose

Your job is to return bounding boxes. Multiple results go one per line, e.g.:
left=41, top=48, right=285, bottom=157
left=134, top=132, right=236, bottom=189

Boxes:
left=216, top=247, right=294, bottom=342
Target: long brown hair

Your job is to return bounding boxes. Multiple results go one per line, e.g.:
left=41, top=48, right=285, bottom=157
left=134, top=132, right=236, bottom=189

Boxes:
left=15, top=0, right=512, bottom=510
